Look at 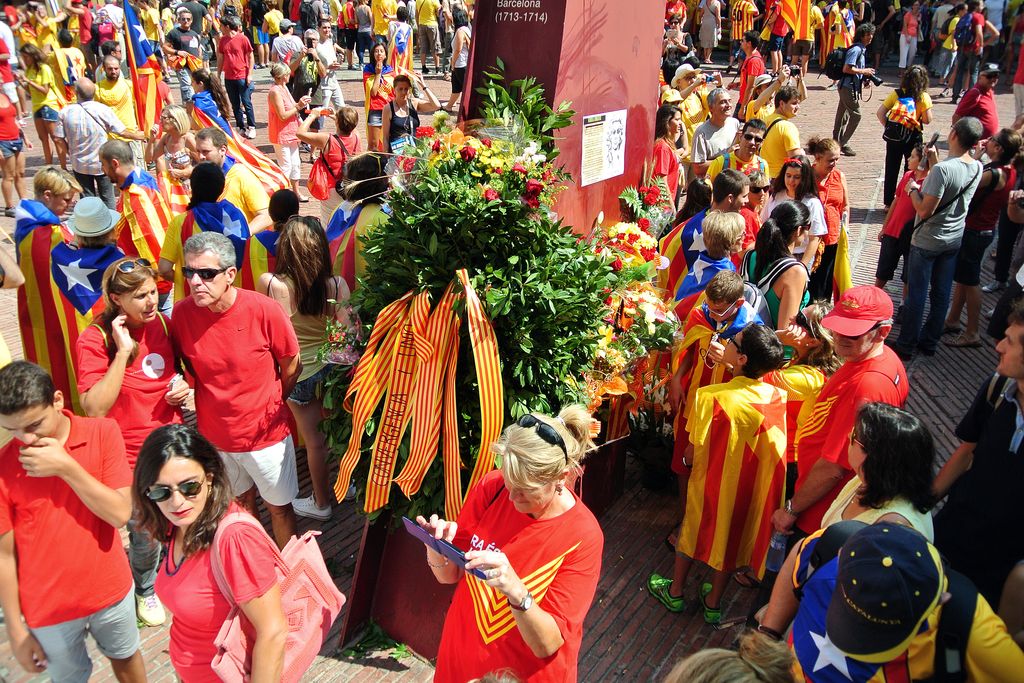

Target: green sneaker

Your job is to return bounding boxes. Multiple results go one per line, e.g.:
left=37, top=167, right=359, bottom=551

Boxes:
left=699, top=582, right=721, bottom=624
left=647, top=572, right=685, bottom=613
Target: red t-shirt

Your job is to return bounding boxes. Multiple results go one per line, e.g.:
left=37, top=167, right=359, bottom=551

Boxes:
left=767, top=0, right=788, bottom=35
left=155, top=507, right=278, bottom=683
left=0, top=88, right=16, bottom=141
left=739, top=205, right=761, bottom=251
left=0, top=413, right=133, bottom=627
left=0, top=40, right=14, bottom=84
left=793, top=346, right=908, bottom=531
left=653, top=138, right=680, bottom=201
left=75, top=315, right=183, bottom=464
left=967, top=165, right=1016, bottom=232
left=339, top=131, right=361, bottom=155
left=171, top=289, right=299, bottom=452
left=739, top=51, right=765, bottom=107
left=218, top=33, right=253, bottom=81
left=1016, top=38, right=1024, bottom=86
left=882, top=171, right=920, bottom=238
left=435, top=471, right=604, bottom=683
left=953, top=86, right=1000, bottom=138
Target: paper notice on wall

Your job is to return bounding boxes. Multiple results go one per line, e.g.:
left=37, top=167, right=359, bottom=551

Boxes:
left=580, top=109, right=627, bottom=187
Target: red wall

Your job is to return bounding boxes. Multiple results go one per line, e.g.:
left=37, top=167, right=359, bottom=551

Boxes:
left=465, top=0, right=666, bottom=233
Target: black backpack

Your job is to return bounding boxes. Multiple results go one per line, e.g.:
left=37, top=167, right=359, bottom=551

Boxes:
left=953, top=12, right=977, bottom=49
left=824, top=46, right=849, bottom=81
left=299, top=0, right=318, bottom=31
left=796, top=521, right=977, bottom=683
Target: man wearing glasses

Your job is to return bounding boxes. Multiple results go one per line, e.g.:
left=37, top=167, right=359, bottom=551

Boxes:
left=171, top=231, right=301, bottom=549
left=705, top=118, right=769, bottom=181
left=771, top=286, right=908, bottom=545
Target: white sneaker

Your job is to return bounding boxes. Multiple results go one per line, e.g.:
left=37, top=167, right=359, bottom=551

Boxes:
left=136, top=594, right=166, bottom=626
left=292, top=495, right=332, bottom=521
left=244, top=126, right=257, bottom=139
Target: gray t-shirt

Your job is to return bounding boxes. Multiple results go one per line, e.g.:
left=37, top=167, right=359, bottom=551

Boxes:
left=691, top=117, right=741, bottom=165
left=912, top=157, right=983, bottom=251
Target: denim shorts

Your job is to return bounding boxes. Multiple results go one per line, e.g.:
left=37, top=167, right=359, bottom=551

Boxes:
left=768, top=34, right=785, bottom=52
left=0, top=138, right=23, bottom=158
left=35, top=105, right=59, bottom=122
left=367, top=108, right=383, bottom=127
left=288, top=365, right=332, bottom=405
left=953, top=229, right=995, bottom=286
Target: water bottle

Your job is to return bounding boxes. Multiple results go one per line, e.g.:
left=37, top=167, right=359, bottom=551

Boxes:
left=765, top=532, right=787, bottom=574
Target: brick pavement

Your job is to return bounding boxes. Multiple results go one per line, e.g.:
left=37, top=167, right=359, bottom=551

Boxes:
left=0, top=55, right=1018, bottom=681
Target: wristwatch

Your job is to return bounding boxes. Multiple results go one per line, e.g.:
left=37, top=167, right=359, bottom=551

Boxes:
left=508, top=591, right=534, bottom=612
left=784, top=499, right=797, bottom=516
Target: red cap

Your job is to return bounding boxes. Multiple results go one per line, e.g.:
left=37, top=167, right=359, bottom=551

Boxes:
left=821, top=286, right=894, bottom=336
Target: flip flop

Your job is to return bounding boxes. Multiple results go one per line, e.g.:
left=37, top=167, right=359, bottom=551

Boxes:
left=944, top=334, right=983, bottom=348
left=732, top=570, right=761, bottom=589
left=942, top=324, right=962, bottom=334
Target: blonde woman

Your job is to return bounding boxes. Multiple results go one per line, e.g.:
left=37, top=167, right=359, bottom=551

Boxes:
left=416, top=406, right=604, bottom=683
left=267, top=62, right=310, bottom=200
left=150, top=105, right=197, bottom=214
left=663, top=630, right=795, bottom=683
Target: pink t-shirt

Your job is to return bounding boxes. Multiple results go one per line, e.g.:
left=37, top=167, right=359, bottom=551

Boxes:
left=267, top=83, right=299, bottom=145
left=155, top=507, right=278, bottom=683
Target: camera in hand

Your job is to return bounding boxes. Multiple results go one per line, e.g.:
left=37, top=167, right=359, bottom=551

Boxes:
left=790, top=65, right=801, bottom=77
left=866, top=73, right=884, bottom=87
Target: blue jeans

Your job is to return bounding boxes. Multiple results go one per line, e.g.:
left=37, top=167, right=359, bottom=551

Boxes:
left=950, top=51, right=980, bottom=96
left=225, top=78, right=255, bottom=130
left=177, top=67, right=195, bottom=104
left=896, top=245, right=959, bottom=352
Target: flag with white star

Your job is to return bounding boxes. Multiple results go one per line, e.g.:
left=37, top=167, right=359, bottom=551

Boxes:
left=680, top=208, right=708, bottom=273
left=123, top=0, right=164, bottom=133
left=50, top=243, right=124, bottom=315
left=191, top=200, right=251, bottom=268
left=676, top=253, right=735, bottom=301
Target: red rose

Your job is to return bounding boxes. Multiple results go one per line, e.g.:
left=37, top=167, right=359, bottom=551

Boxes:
left=644, top=191, right=660, bottom=206
left=483, top=187, right=500, bottom=201
left=522, top=195, right=541, bottom=209
left=415, top=126, right=436, bottom=139
left=604, top=296, right=613, bottom=305
left=494, top=167, right=504, bottom=175
left=512, top=162, right=528, bottom=174
left=481, top=137, right=493, bottom=147
left=460, top=145, right=478, bottom=162
left=431, top=139, right=442, bottom=153
left=637, top=217, right=651, bottom=230
left=626, top=233, right=639, bottom=244
left=640, top=247, right=656, bottom=261
left=524, top=179, right=544, bottom=197
left=398, top=156, right=416, bottom=172
left=611, top=257, right=624, bottom=271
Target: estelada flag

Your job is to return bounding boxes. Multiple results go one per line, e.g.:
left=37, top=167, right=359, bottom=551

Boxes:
left=782, top=0, right=813, bottom=41
left=191, top=91, right=288, bottom=194
left=114, top=169, right=172, bottom=294
left=387, top=22, right=414, bottom=74
left=239, top=230, right=280, bottom=292
left=164, top=200, right=250, bottom=300
left=327, top=201, right=364, bottom=291
left=658, top=221, right=687, bottom=302
left=157, top=169, right=190, bottom=215
left=678, top=376, right=787, bottom=578
left=123, top=0, right=164, bottom=135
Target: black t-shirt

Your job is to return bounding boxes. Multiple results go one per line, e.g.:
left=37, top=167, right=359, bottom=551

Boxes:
left=249, top=0, right=267, bottom=26
left=872, top=0, right=896, bottom=27
left=934, top=376, right=1024, bottom=606
left=167, top=27, right=203, bottom=56
left=180, top=0, right=207, bottom=29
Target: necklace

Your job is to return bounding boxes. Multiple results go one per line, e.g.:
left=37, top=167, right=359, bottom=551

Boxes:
left=164, top=534, right=186, bottom=576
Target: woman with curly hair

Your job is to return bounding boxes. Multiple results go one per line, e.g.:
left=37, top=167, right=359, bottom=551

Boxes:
left=761, top=156, right=827, bottom=271
left=135, top=424, right=287, bottom=681
left=876, top=65, right=932, bottom=207
left=819, top=401, right=936, bottom=539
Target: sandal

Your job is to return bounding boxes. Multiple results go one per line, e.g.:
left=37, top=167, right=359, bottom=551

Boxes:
left=944, top=334, right=983, bottom=348
left=732, top=570, right=761, bottom=589
left=648, top=573, right=685, bottom=613
left=699, top=582, right=721, bottom=624
left=942, top=324, right=962, bottom=335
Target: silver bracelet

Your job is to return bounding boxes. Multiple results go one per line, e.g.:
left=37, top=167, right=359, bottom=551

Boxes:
left=426, top=553, right=449, bottom=569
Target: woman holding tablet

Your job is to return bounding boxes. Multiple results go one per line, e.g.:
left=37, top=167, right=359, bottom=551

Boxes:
left=416, top=406, right=604, bottom=682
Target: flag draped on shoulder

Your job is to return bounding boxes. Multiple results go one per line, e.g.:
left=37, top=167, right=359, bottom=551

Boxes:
left=679, top=376, right=788, bottom=578
left=658, top=220, right=688, bottom=302
left=115, top=169, right=171, bottom=293
left=123, top=0, right=164, bottom=134
left=676, top=253, right=735, bottom=301
left=240, top=230, right=280, bottom=291
left=168, top=200, right=250, bottom=299
left=191, top=90, right=288, bottom=194
left=387, top=22, right=414, bottom=73
left=157, top=169, right=190, bottom=215
left=327, top=201, right=363, bottom=291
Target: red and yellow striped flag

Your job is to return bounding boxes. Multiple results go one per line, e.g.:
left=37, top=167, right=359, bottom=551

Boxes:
left=833, top=223, right=853, bottom=297
left=123, top=0, right=164, bottom=134
left=191, top=106, right=288, bottom=195
left=114, top=170, right=171, bottom=294
left=157, top=170, right=190, bottom=216
left=731, top=0, right=758, bottom=40
left=658, top=221, right=688, bottom=303
left=782, top=0, right=813, bottom=41
left=679, top=376, right=788, bottom=578
left=239, top=230, right=280, bottom=292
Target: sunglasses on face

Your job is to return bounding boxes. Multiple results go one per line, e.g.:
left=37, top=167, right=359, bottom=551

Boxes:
left=750, top=185, right=770, bottom=193
left=517, top=414, right=568, bottom=462
left=117, top=257, right=151, bottom=273
left=703, top=299, right=740, bottom=319
left=146, top=479, right=203, bottom=502
left=182, top=266, right=227, bottom=281
left=742, top=132, right=764, bottom=144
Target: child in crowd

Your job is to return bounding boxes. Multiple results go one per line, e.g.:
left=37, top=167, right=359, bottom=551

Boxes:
left=874, top=144, right=926, bottom=299
left=740, top=169, right=769, bottom=255
left=652, top=323, right=788, bottom=623
left=676, top=209, right=746, bottom=302
left=667, top=270, right=763, bottom=546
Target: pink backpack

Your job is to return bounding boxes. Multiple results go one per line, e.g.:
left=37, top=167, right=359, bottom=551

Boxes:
left=209, top=512, right=346, bottom=682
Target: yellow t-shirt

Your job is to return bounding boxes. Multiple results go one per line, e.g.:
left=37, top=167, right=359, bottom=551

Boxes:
left=141, top=6, right=161, bottom=41
left=27, top=64, right=60, bottom=112
left=679, top=89, right=709, bottom=159
left=264, top=9, right=283, bottom=34
left=34, top=17, right=59, bottom=52
left=882, top=89, right=933, bottom=125
left=417, top=0, right=440, bottom=26
left=706, top=152, right=768, bottom=181
left=761, top=112, right=801, bottom=179
left=330, top=0, right=343, bottom=22
left=223, top=163, right=270, bottom=222
left=161, top=7, right=175, bottom=32
left=810, top=5, right=824, bottom=31
left=745, top=99, right=775, bottom=123
left=162, top=211, right=243, bottom=300
left=373, top=0, right=397, bottom=35
left=942, top=14, right=961, bottom=50
left=95, top=77, right=138, bottom=130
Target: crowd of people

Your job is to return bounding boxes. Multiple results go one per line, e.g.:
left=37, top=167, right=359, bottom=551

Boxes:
left=4, top=0, right=1024, bottom=681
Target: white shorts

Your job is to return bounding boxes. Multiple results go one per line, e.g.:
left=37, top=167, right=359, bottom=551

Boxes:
left=274, top=142, right=301, bottom=181
left=220, top=436, right=299, bottom=506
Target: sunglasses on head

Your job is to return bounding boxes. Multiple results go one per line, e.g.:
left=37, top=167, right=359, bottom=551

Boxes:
left=795, top=309, right=818, bottom=338
left=117, top=257, right=151, bottom=273
left=517, top=414, right=568, bottom=462
left=742, top=132, right=764, bottom=144
left=145, top=479, right=204, bottom=502
left=182, top=266, right=227, bottom=281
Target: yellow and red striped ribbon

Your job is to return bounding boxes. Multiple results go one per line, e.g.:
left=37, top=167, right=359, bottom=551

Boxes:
left=441, top=319, right=463, bottom=521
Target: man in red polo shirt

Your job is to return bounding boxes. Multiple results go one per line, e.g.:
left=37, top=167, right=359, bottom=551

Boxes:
left=952, top=64, right=1001, bottom=138
left=172, top=231, right=301, bottom=548
left=0, top=362, right=145, bottom=682
left=217, top=15, right=256, bottom=138
left=771, top=286, right=909, bottom=540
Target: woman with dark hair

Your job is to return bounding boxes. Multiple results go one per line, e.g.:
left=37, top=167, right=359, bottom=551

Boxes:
left=761, top=156, right=827, bottom=270
left=258, top=216, right=353, bottom=519
left=742, top=199, right=811, bottom=330
left=362, top=41, right=395, bottom=151
left=135, top=424, right=287, bottom=681
left=442, top=8, right=471, bottom=113
left=190, top=67, right=235, bottom=132
left=807, top=136, right=850, bottom=301
left=819, top=402, right=936, bottom=539
left=653, top=104, right=686, bottom=208
left=381, top=71, right=440, bottom=155
left=76, top=257, right=189, bottom=627
left=157, top=161, right=251, bottom=301
left=678, top=176, right=712, bottom=222
left=331, top=151, right=390, bottom=288
left=876, top=65, right=932, bottom=207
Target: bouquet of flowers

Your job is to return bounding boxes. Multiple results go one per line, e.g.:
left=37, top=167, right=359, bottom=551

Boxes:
left=317, top=302, right=364, bottom=366
left=619, top=178, right=676, bottom=238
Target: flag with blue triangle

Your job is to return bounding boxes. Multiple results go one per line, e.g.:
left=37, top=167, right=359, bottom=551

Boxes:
left=50, top=243, right=123, bottom=315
